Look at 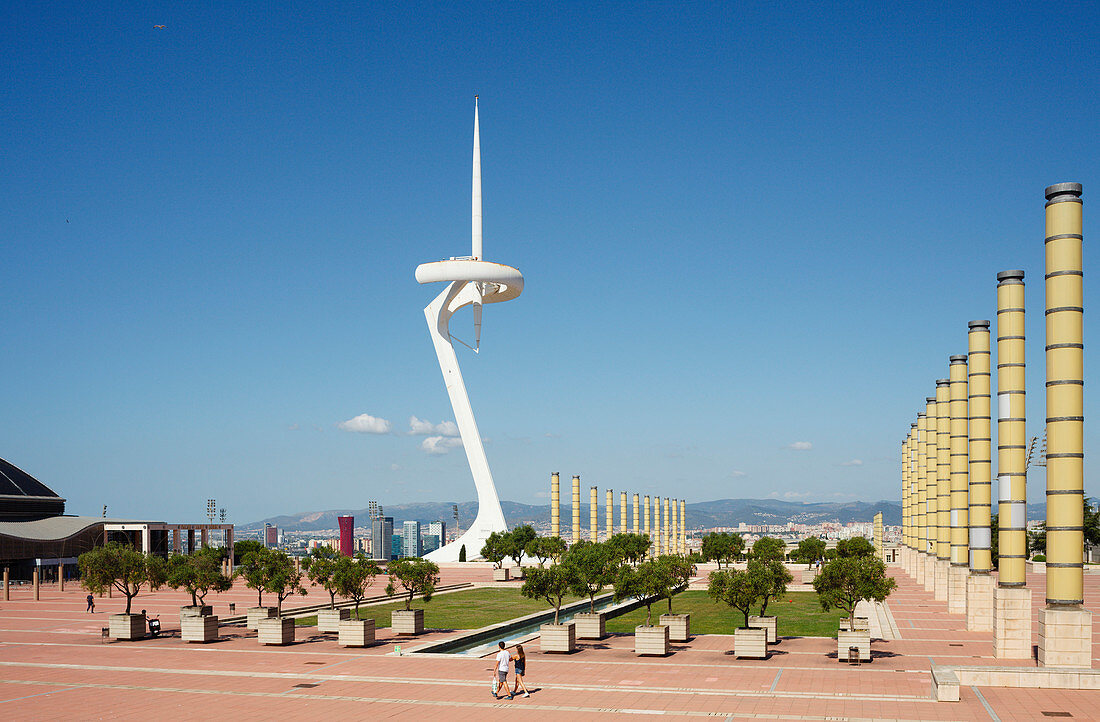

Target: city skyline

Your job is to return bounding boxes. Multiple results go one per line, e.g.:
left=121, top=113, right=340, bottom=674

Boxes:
left=2, top=3, right=1098, bottom=523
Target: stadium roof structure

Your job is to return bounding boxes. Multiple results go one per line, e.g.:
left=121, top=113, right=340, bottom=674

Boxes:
left=0, top=457, right=66, bottom=521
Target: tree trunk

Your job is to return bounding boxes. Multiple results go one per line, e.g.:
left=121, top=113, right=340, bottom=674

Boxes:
left=257, top=589, right=262, bottom=606
left=330, top=591, right=336, bottom=610
left=645, top=603, right=652, bottom=626
left=589, top=595, right=595, bottom=613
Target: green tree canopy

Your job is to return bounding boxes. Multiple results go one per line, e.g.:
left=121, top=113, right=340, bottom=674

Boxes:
left=812, top=555, right=897, bottom=626
left=701, top=532, right=743, bottom=568
left=613, top=558, right=674, bottom=626
left=238, top=547, right=306, bottom=614
left=1085, top=498, right=1100, bottom=547
left=755, top=559, right=793, bottom=617
left=385, top=557, right=441, bottom=611
left=333, top=554, right=382, bottom=616
left=520, top=561, right=578, bottom=624
left=791, top=537, right=827, bottom=565
left=165, top=547, right=232, bottom=607
left=751, top=536, right=786, bottom=562
left=835, top=537, right=875, bottom=558
left=480, top=531, right=507, bottom=569
left=707, top=565, right=765, bottom=629
left=504, top=525, right=537, bottom=567
left=233, top=539, right=265, bottom=563
left=303, top=546, right=342, bottom=609
left=607, top=533, right=651, bottom=565
left=564, top=540, right=620, bottom=613
left=659, top=554, right=696, bottom=613
left=525, top=536, right=567, bottom=568
left=79, top=542, right=167, bottom=615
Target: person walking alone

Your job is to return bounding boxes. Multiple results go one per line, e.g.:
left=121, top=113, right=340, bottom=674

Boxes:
left=511, top=643, right=531, bottom=698
left=86, top=593, right=95, bottom=613
left=491, top=641, right=513, bottom=700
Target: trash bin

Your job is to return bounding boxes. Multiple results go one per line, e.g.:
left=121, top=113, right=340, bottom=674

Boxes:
left=847, top=646, right=860, bottom=665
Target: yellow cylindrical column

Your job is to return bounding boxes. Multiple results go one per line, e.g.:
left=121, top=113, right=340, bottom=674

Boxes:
left=874, top=512, right=884, bottom=560
left=1045, top=183, right=1084, bottom=606
left=902, top=436, right=910, bottom=557
left=936, top=378, right=951, bottom=563
left=590, top=486, right=598, bottom=542
left=572, top=475, right=581, bottom=545
left=997, top=270, right=1027, bottom=587
left=968, top=321, right=993, bottom=573
left=664, top=497, right=671, bottom=556
left=644, top=495, right=651, bottom=554
left=671, top=498, right=678, bottom=554
left=655, top=497, right=663, bottom=554
left=925, top=396, right=938, bottom=563
left=620, top=491, right=627, bottom=533
left=949, top=356, right=969, bottom=567
left=916, top=412, right=928, bottom=562
left=606, top=489, right=613, bottom=541
left=551, top=472, right=561, bottom=538
left=633, top=493, right=640, bottom=534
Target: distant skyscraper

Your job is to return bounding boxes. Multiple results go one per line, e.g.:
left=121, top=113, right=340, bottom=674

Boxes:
left=429, top=520, right=446, bottom=545
left=371, top=516, right=394, bottom=561
left=403, top=520, right=422, bottom=558
left=264, top=523, right=277, bottom=548
left=422, top=534, right=440, bottom=554
left=391, top=533, right=403, bottom=560
left=338, top=515, right=354, bottom=557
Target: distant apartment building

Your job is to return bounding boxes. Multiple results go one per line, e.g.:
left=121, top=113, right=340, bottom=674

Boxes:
left=428, top=520, right=446, bottom=545
left=391, top=533, right=403, bottom=559
left=403, top=520, right=422, bottom=558
left=371, top=516, right=394, bottom=561
left=264, top=524, right=278, bottom=548
left=354, top=537, right=371, bottom=555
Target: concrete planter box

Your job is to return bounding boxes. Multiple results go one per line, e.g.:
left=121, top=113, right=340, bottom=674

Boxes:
left=574, top=612, right=606, bottom=639
left=839, top=616, right=870, bottom=632
left=338, top=618, right=376, bottom=647
left=179, top=605, right=213, bottom=618
left=392, top=609, right=424, bottom=635
left=511, top=566, right=525, bottom=580
left=659, top=613, right=690, bottom=642
left=734, top=626, right=767, bottom=659
left=635, top=624, right=670, bottom=656
left=181, top=614, right=219, bottom=642
left=492, top=567, right=510, bottom=582
left=748, top=615, right=778, bottom=643
left=257, top=617, right=295, bottom=645
left=246, top=606, right=276, bottom=630
left=838, top=629, right=871, bottom=662
left=1029, top=560, right=1047, bottom=574
left=317, top=608, right=351, bottom=633
left=539, top=622, right=576, bottom=653
left=109, top=613, right=146, bottom=641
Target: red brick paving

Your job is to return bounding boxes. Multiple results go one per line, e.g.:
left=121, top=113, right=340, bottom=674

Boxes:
left=1, top=563, right=1097, bottom=719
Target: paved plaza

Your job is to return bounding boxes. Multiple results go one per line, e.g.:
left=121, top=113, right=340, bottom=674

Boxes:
left=1, top=565, right=1097, bottom=720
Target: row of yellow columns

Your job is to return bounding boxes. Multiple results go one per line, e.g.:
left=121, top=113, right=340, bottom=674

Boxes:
left=899, top=182, right=1089, bottom=668
left=548, top=472, right=688, bottom=555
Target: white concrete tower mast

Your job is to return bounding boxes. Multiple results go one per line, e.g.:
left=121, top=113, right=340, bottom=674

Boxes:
left=416, top=98, right=524, bottom=562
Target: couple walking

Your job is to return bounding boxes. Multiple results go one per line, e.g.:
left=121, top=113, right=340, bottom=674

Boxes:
left=491, top=641, right=530, bottom=699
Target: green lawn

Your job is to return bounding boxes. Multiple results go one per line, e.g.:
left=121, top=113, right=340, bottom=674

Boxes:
left=605, top=590, right=848, bottom=637
left=295, top=588, right=583, bottom=629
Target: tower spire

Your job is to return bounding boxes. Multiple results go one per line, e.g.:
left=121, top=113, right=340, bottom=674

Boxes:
left=472, top=96, right=482, bottom=261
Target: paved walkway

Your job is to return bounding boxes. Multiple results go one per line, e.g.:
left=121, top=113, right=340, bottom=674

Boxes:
left=0, top=565, right=1096, bottom=719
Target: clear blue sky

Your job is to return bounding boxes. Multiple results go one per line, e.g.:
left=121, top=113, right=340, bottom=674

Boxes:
left=2, top=2, right=1098, bottom=524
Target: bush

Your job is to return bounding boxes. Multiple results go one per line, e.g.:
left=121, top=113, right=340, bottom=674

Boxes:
left=1032, top=554, right=1047, bottom=562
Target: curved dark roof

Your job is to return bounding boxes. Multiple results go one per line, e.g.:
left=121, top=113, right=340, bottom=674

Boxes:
left=0, top=458, right=65, bottom=521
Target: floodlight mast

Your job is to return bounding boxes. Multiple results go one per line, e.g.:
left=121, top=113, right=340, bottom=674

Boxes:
left=415, top=98, right=524, bottom=563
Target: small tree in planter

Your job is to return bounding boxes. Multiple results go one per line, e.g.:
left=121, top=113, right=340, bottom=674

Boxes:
left=708, top=565, right=768, bottom=658
left=334, top=553, right=382, bottom=618
left=565, top=540, right=619, bottom=640
left=792, top=537, right=827, bottom=568
left=812, top=555, right=897, bottom=628
left=79, top=542, right=167, bottom=640
left=481, top=531, right=507, bottom=571
left=607, top=533, right=651, bottom=565
left=521, top=561, right=578, bottom=653
left=615, top=558, right=674, bottom=655
left=658, top=554, right=696, bottom=641
left=835, top=537, right=876, bottom=558
left=303, top=546, right=347, bottom=631
left=505, top=524, right=537, bottom=573
left=166, top=547, right=232, bottom=611
left=748, top=559, right=792, bottom=643
left=385, top=557, right=440, bottom=635
left=526, top=535, right=567, bottom=568
left=750, top=536, right=786, bottom=563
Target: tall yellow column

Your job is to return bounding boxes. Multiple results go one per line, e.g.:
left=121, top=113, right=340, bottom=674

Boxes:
left=681, top=499, right=687, bottom=554
left=572, top=475, right=581, bottom=545
left=874, top=512, right=884, bottom=560
left=967, top=319, right=995, bottom=632
left=633, top=493, right=640, bottom=534
left=915, top=411, right=929, bottom=584
left=924, top=396, right=939, bottom=593
left=948, top=355, right=969, bottom=614
left=995, top=269, right=1031, bottom=658
left=655, top=497, right=663, bottom=554
left=902, top=435, right=910, bottom=572
left=606, top=489, right=613, bottom=541
left=664, top=497, right=671, bottom=556
left=551, top=472, right=561, bottom=538
left=1039, top=182, right=1091, bottom=667
left=590, top=486, right=598, bottom=543
left=671, top=499, right=679, bottom=554
left=620, top=491, right=627, bottom=533
left=644, top=495, right=651, bottom=555
left=908, top=422, right=918, bottom=574
left=934, top=378, right=951, bottom=601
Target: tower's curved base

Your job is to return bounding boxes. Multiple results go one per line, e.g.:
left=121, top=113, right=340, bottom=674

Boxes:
left=424, top=512, right=505, bottom=563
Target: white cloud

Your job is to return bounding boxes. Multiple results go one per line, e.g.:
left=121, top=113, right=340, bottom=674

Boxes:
left=730, top=470, right=747, bottom=478
left=390, top=463, right=401, bottom=471
left=768, top=490, right=814, bottom=499
left=421, top=436, right=464, bottom=455
left=544, top=432, right=561, bottom=439
left=787, top=441, right=812, bottom=451
left=338, top=413, right=392, bottom=434
left=840, top=459, right=863, bottom=467
left=288, top=424, right=300, bottom=431
left=409, top=416, right=460, bottom=437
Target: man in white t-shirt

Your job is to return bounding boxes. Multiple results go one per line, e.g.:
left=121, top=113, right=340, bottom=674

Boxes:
left=492, top=641, right=513, bottom=699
